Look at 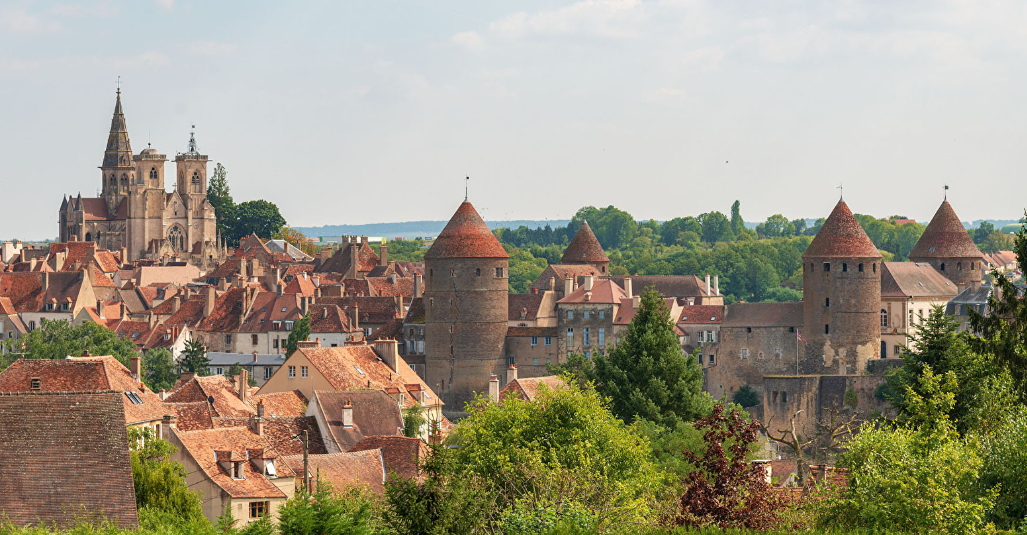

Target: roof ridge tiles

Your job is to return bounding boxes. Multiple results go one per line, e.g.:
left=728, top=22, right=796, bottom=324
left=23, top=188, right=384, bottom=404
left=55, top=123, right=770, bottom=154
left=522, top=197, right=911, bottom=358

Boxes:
left=803, top=201, right=881, bottom=258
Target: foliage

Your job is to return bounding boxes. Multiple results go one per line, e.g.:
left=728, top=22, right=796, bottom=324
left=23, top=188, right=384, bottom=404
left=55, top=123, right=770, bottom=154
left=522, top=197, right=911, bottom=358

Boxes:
left=697, top=211, right=735, bottom=244
left=386, top=443, right=494, bottom=535
left=207, top=163, right=236, bottom=242
left=142, top=348, right=178, bottom=392
left=671, top=405, right=783, bottom=530
left=571, top=206, right=638, bottom=249
left=730, top=200, right=745, bottom=236
left=128, top=427, right=204, bottom=521
left=2, top=319, right=137, bottom=367
left=634, top=418, right=705, bottom=482
left=234, top=200, right=287, bottom=242
left=284, top=314, right=311, bottom=357
left=506, top=246, right=549, bottom=293
left=273, top=226, right=320, bottom=257
left=454, top=381, right=661, bottom=528
left=853, top=214, right=925, bottom=261
left=732, top=385, right=760, bottom=408
left=402, top=403, right=426, bottom=438
left=593, top=287, right=712, bottom=426
left=179, top=338, right=209, bottom=375
left=277, top=480, right=381, bottom=535
left=979, top=408, right=1027, bottom=529
left=545, top=352, right=594, bottom=387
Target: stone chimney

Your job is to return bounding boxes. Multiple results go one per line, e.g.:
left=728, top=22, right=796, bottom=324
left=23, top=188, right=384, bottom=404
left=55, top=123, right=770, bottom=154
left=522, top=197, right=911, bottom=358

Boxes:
left=624, top=277, right=633, bottom=298
left=347, top=243, right=360, bottom=279
left=372, top=339, right=399, bottom=372
left=238, top=257, right=247, bottom=284
left=342, top=400, right=354, bottom=428
left=130, top=356, right=141, bottom=382
left=204, top=285, right=216, bottom=318
left=148, top=311, right=155, bottom=328
left=352, top=304, right=359, bottom=331
left=179, top=371, right=197, bottom=383
left=379, top=243, right=388, bottom=266
left=238, top=369, right=249, bottom=404
left=488, top=374, right=500, bottom=403
left=714, top=275, right=720, bottom=296
left=506, top=364, right=517, bottom=385
left=172, top=296, right=181, bottom=313
left=120, top=246, right=127, bottom=265
left=413, top=273, right=422, bottom=298
left=43, top=271, right=49, bottom=291
left=706, top=273, right=711, bottom=295
left=251, top=400, right=265, bottom=436
left=97, top=300, right=105, bottom=320
left=120, top=302, right=126, bottom=318
left=549, top=276, right=556, bottom=291
left=563, top=276, right=573, bottom=297
left=583, top=275, right=594, bottom=292
left=160, top=414, right=175, bottom=440
left=632, top=295, right=641, bottom=308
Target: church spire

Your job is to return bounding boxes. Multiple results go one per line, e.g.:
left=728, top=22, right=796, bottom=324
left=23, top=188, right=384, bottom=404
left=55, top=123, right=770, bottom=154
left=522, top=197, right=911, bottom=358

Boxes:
left=102, top=88, right=133, bottom=169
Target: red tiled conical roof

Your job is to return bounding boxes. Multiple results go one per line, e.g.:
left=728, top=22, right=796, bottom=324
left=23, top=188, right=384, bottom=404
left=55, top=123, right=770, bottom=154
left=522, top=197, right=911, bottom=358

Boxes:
left=803, top=201, right=881, bottom=258
left=561, top=221, right=609, bottom=264
left=909, top=201, right=982, bottom=259
left=424, top=202, right=509, bottom=260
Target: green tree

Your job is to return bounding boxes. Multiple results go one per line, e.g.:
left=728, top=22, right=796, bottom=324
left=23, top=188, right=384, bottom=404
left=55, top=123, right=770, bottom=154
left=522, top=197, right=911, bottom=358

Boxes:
left=285, top=314, right=312, bottom=357
left=3, top=319, right=137, bottom=366
left=277, top=481, right=380, bottom=535
left=980, top=409, right=1027, bottom=529
left=179, top=338, right=209, bottom=375
left=207, top=163, right=236, bottom=243
left=732, top=385, right=760, bottom=407
left=142, top=348, right=178, bottom=392
left=593, top=287, right=712, bottom=427
left=696, top=211, right=734, bottom=244
left=402, top=403, right=426, bottom=438
left=570, top=205, right=638, bottom=250
left=234, top=199, right=287, bottom=242
left=129, top=427, right=204, bottom=520
left=973, top=221, right=995, bottom=244
left=730, top=200, right=745, bottom=236
left=756, top=214, right=795, bottom=238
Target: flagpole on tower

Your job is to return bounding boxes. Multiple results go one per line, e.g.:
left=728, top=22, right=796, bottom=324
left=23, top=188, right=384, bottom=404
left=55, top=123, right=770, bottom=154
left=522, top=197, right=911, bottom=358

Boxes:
left=465, top=176, right=469, bottom=202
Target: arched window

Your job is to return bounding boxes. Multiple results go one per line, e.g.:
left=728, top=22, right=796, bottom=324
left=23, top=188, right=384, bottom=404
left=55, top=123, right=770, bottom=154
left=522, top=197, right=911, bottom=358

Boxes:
left=167, top=226, right=185, bottom=252
left=120, top=173, right=128, bottom=191
left=880, top=309, right=888, bottom=327
left=971, top=262, right=975, bottom=270
left=191, top=171, right=201, bottom=192
left=858, top=263, right=864, bottom=272
left=150, top=167, right=158, bottom=181
left=85, top=232, right=92, bottom=242
left=873, top=263, right=877, bottom=273
left=110, top=175, right=117, bottom=191
left=842, top=263, right=848, bottom=272
left=957, top=262, right=962, bottom=270
left=940, top=263, right=946, bottom=271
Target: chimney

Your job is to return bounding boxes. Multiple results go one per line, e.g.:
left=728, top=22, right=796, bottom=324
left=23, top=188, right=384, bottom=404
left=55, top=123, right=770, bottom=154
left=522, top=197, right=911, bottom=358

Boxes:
left=238, top=369, right=249, bottom=403
left=29, top=258, right=37, bottom=272
left=97, top=300, right=105, bottom=319
left=413, top=273, right=423, bottom=298
left=352, top=304, right=359, bottom=331
left=488, top=374, right=500, bottom=403
left=204, top=285, right=215, bottom=318
left=342, top=400, right=354, bottom=428
left=706, top=273, right=711, bottom=295
left=583, top=275, right=594, bottom=292
left=532, top=287, right=538, bottom=295
left=348, top=243, right=360, bottom=278
left=252, top=400, right=265, bottom=436
left=160, top=414, right=175, bottom=440
left=120, top=246, right=127, bottom=265
left=130, top=356, right=141, bottom=381
left=238, top=257, right=247, bottom=283
left=372, top=339, right=399, bottom=372
left=180, top=371, right=197, bottom=383
left=632, top=295, right=641, bottom=308
left=563, top=276, right=573, bottom=297
left=172, top=296, right=181, bottom=313
left=148, top=311, right=155, bottom=328
left=714, top=275, right=720, bottom=296
left=379, top=243, right=388, bottom=266
left=43, top=271, right=49, bottom=291
left=506, top=364, right=517, bottom=385
left=300, top=295, right=309, bottom=316
left=119, top=302, right=126, bottom=319
left=624, top=277, right=633, bottom=298
left=253, top=351, right=259, bottom=363
left=549, top=276, right=556, bottom=291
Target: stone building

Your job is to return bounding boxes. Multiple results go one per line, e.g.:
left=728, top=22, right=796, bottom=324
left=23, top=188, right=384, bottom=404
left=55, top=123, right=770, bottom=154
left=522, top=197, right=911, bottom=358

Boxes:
left=57, top=90, right=223, bottom=267
left=908, top=201, right=985, bottom=292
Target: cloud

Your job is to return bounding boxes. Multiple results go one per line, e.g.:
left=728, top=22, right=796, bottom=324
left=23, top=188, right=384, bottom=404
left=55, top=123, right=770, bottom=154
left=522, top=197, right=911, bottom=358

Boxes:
left=450, top=31, right=484, bottom=50
left=181, top=41, right=238, bottom=57
left=490, top=0, right=645, bottom=39
left=677, top=46, right=724, bottom=71
left=49, top=1, right=120, bottom=18
left=0, top=5, right=62, bottom=33
left=153, top=0, right=174, bottom=11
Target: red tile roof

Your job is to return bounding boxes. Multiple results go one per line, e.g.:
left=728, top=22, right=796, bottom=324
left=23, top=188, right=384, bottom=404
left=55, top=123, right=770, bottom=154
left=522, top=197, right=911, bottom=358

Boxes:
left=506, top=326, right=557, bottom=337
left=315, top=296, right=400, bottom=325
left=558, top=279, right=627, bottom=304
left=251, top=390, right=308, bottom=418
left=722, top=302, right=804, bottom=327
left=909, top=201, right=983, bottom=259
left=423, top=202, right=508, bottom=260
left=508, top=293, right=545, bottom=321
left=164, top=375, right=254, bottom=418
left=562, top=221, right=609, bottom=264
left=282, top=450, right=386, bottom=494
left=678, top=305, right=725, bottom=324
left=881, top=262, right=959, bottom=298
left=174, top=426, right=295, bottom=499
left=607, top=275, right=711, bottom=299
left=366, top=276, right=415, bottom=297
left=803, top=201, right=881, bottom=258
left=499, top=376, right=567, bottom=402
left=166, top=401, right=214, bottom=431
left=309, top=303, right=356, bottom=334
left=0, top=391, right=138, bottom=528
left=312, top=390, right=404, bottom=452
left=349, top=435, right=425, bottom=480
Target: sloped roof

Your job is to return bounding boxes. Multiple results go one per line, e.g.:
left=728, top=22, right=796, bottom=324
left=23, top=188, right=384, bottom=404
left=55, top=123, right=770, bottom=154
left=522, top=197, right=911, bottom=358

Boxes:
left=499, top=376, right=567, bottom=402
left=614, top=297, right=676, bottom=325
left=0, top=391, right=138, bottom=528
left=506, top=326, right=557, bottom=337
left=316, top=243, right=380, bottom=274
left=282, top=450, right=386, bottom=494
left=722, top=302, right=804, bottom=327
left=403, top=297, right=425, bottom=324
left=558, top=279, right=627, bottom=304
left=881, top=262, right=959, bottom=298
left=678, top=305, right=725, bottom=324
left=424, top=202, right=508, bottom=260
left=607, top=275, right=710, bottom=298
left=509, top=293, right=545, bottom=321
left=349, top=435, right=425, bottom=480
left=561, top=222, right=609, bottom=264
left=909, top=201, right=983, bottom=259
left=313, top=390, right=404, bottom=453
left=164, top=375, right=254, bottom=418
left=803, top=201, right=881, bottom=258
left=102, top=90, right=133, bottom=168
left=175, top=426, right=295, bottom=499
left=251, top=390, right=308, bottom=418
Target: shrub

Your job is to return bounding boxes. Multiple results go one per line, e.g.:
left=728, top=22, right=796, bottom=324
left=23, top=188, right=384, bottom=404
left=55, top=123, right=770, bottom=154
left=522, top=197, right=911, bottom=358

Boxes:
left=732, top=385, right=760, bottom=408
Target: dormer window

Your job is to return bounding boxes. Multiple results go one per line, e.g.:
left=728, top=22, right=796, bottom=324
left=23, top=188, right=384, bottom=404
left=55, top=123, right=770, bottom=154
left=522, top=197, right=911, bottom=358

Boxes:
left=60, top=303, right=70, bottom=312
left=233, top=461, right=244, bottom=479
left=264, top=460, right=277, bottom=478
left=45, top=303, right=55, bottom=312
left=30, top=378, right=41, bottom=391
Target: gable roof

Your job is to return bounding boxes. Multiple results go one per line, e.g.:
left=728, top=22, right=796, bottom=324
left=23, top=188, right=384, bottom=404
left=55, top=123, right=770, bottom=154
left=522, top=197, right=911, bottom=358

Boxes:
left=349, top=435, right=425, bottom=480
left=499, top=376, right=567, bottom=402
left=804, top=201, right=881, bottom=258
left=281, top=450, right=386, bottom=494
left=0, top=391, right=138, bottom=528
left=423, top=202, right=508, bottom=260
left=558, top=279, right=627, bottom=304
left=607, top=275, right=710, bottom=299
left=312, top=390, right=404, bottom=452
left=509, top=293, right=545, bottom=321
left=881, top=262, right=959, bottom=298
left=678, top=305, right=725, bottom=324
left=174, top=426, right=295, bottom=499
left=722, top=302, right=804, bottom=328
left=562, top=221, right=609, bottom=264
left=909, top=201, right=983, bottom=259
left=165, top=375, right=254, bottom=418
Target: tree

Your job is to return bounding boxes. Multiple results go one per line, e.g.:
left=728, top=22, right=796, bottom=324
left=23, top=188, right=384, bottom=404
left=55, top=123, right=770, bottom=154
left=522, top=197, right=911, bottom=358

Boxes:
left=277, top=481, right=380, bottom=535
left=129, top=427, right=204, bottom=520
left=973, top=221, right=995, bottom=244
left=593, top=287, right=711, bottom=427
left=730, top=200, right=745, bottom=236
left=142, top=348, right=178, bottom=392
left=732, top=385, right=760, bottom=408
left=207, top=163, right=236, bottom=243
left=402, top=403, right=426, bottom=439
left=980, top=409, right=1027, bottom=529
left=234, top=200, right=287, bottom=242
left=180, top=338, right=209, bottom=375
left=3, top=319, right=137, bottom=367
left=696, top=211, right=734, bottom=244
left=756, top=214, right=795, bottom=238
left=273, top=226, right=319, bottom=258
left=671, top=405, right=783, bottom=530
left=285, top=314, right=312, bottom=357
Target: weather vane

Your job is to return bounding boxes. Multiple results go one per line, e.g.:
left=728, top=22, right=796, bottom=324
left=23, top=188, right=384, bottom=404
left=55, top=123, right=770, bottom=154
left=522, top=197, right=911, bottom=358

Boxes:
left=837, top=182, right=843, bottom=201
left=944, top=184, right=949, bottom=201
left=465, top=176, right=469, bottom=202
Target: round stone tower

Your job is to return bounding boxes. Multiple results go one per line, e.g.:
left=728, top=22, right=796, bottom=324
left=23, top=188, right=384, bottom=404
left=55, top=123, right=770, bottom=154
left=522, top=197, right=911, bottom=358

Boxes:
left=424, top=201, right=509, bottom=417
left=802, top=200, right=882, bottom=373
left=561, top=221, right=610, bottom=274
left=908, top=201, right=983, bottom=291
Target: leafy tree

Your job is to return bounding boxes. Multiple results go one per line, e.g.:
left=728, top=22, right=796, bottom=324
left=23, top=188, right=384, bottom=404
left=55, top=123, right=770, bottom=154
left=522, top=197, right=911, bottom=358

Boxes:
left=234, top=199, right=287, bottom=242
left=285, top=314, right=312, bottom=357
left=593, top=287, right=712, bottom=426
left=980, top=409, right=1027, bottom=529
left=696, top=211, right=734, bottom=244
left=756, top=214, right=795, bottom=238
left=545, top=352, right=594, bottom=387
left=973, top=221, right=995, bottom=244
left=129, top=427, right=204, bottom=520
left=226, top=363, right=243, bottom=378
left=142, top=348, right=178, bottom=392
left=732, top=385, right=760, bottom=407
left=277, top=481, right=380, bottom=535
left=506, top=247, right=548, bottom=293
left=3, top=319, right=137, bottom=367
left=402, top=403, right=426, bottom=439
left=206, top=163, right=236, bottom=243
left=571, top=205, right=638, bottom=249
left=273, top=226, right=319, bottom=258
left=730, top=200, right=745, bottom=236
left=633, top=418, right=706, bottom=482
left=179, top=338, right=209, bottom=375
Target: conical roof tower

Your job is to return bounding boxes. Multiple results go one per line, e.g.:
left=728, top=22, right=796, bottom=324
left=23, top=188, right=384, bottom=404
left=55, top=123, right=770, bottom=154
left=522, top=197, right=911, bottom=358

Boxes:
left=102, top=89, right=133, bottom=169
left=561, top=221, right=610, bottom=268
left=424, top=202, right=508, bottom=260
left=803, top=201, right=881, bottom=259
left=909, top=201, right=983, bottom=290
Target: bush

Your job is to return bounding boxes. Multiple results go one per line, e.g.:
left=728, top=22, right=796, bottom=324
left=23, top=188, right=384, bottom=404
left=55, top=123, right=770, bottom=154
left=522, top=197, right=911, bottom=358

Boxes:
left=980, top=409, right=1027, bottom=529
left=732, top=385, right=760, bottom=408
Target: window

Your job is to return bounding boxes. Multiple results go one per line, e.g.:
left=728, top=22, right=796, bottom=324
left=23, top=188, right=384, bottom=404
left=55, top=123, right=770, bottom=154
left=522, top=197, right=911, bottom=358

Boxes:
left=532, top=358, right=539, bottom=366
left=894, top=345, right=901, bottom=356
left=215, top=367, right=224, bottom=375
left=273, top=339, right=279, bottom=349
left=60, top=303, right=69, bottom=312
left=288, top=366, right=296, bottom=378
left=909, top=310, right=914, bottom=327
left=881, top=309, right=888, bottom=327
left=225, top=334, right=232, bottom=344
left=285, top=321, right=294, bottom=331
left=149, top=167, right=158, bottom=180
left=300, top=366, right=308, bottom=378
left=234, top=462, right=245, bottom=479
left=825, top=298, right=830, bottom=307
left=530, top=336, right=538, bottom=346
left=971, top=262, right=975, bottom=270
left=957, top=262, right=962, bottom=270
left=709, top=354, right=715, bottom=365
left=598, top=310, right=605, bottom=319
left=495, top=267, right=504, bottom=278
left=544, top=336, right=552, bottom=346
left=585, top=351, right=591, bottom=359
left=825, top=324, right=830, bottom=335
left=698, top=354, right=704, bottom=364
left=264, top=367, right=273, bottom=380
left=823, top=262, right=831, bottom=272
left=583, top=311, right=590, bottom=320
left=781, top=391, right=787, bottom=403
left=598, top=327, right=605, bottom=347
left=772, top=391, right=778, bottom=403
left=708, top=330, right=716, bottom=342
left=775, top=349, right=782, bottom=359
left=741, top=348, right=748, bottom=359
left=475, top=268, right=481, bottom=276
left=698, top=331, right=705, bottom=342
left=940, top=263, right=946, bottom=271
left=567, top=310, right=573, bottom=320
left=858, top=263, right=864, bottom=272
left=567, top=328, right=574, bottom=346
left=249, top=501, right=268, bottom=519
left=842, top=263, right=848, bottom=272
left=583, top=328, right=591, bottom=346
left=873, top=263, right=877, bottom=273
left=252, top=334, right=258, bottom=345
left=124, top=392, right=143, bottom=405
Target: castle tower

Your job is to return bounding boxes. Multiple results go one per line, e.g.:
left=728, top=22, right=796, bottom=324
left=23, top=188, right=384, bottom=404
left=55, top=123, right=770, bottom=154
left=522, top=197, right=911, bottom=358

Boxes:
left=134, top=144, right=166, bottom=191
left=423, top=201, right=509, bottom=417
left=561, top=221, right=610, bottom=274
left=100, top=89, right=135, bottom=213
left=175, top=125, right=209, bottom=197
left=909, top=201, right=983, bottom=291
left=802, top=200, right=882, bottom=373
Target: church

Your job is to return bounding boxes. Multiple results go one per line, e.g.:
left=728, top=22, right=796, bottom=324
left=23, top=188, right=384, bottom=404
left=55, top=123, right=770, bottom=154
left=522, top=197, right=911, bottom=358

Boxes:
left=58, top=90, right=223, bottom=268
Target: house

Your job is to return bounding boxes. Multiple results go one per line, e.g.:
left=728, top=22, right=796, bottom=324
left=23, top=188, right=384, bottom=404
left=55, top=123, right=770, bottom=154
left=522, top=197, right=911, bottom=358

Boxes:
left=498, top=375, right=567, bottom=402
left=281, top=450, right=386, bottom=494
left=307, top=390, right=405, bottom=453
left=0, top=391, right=138, bottom=528
left=349, top=435, right=426, bottom=481
left=880, top=262, right=960, bottom=358
left=206, top=352, right=287, bottom=386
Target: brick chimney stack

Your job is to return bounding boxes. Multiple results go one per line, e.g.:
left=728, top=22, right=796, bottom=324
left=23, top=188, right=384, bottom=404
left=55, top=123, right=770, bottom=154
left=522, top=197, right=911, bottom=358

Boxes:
left=506, top=364, right=517, bottom=385
left=342, top=400, right=353, bottom=428
left=238, top=369, right=249, bottom=404
left=130, top=356, right=141, bottom=382
left=488, top=374, right=500, bottom=403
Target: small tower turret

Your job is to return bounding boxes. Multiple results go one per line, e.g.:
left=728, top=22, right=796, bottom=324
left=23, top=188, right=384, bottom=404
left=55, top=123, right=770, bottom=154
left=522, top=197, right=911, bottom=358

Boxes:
left=561, top=221, right=610, bottom=273
left=909, top=201, right=983, bottom=291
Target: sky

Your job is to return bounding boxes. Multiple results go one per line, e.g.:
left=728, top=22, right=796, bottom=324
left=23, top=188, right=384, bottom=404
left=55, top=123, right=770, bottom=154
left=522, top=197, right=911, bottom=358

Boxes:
left=2, top=0, right=1026, bottom=240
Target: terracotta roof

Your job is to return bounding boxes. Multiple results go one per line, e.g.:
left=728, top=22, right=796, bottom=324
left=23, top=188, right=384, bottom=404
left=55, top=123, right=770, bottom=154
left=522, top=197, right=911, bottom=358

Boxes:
left=614, top=297, right=677, bottom=325
left=508, top=293, right=545, bottom=321
left=259, top=416, right=327, bottom=457
left=283, top=274, right=316, bottom=296
left=678, top=305, right=725, bottom=324
left=164, top=375, right=254, bottom=418
left=506, top=326, right=557, bottom=337
left=881, top=262, right=959, bottom=298
left=607, top=275, right=710, bottom=299
left=251, top=390, right=308, bottom=418
left=174, top=426, right=295, bottom=499
left=309, top=303, right=356, bottom=334
left=722, top=302, right=804, bottom=327
left=79, top=198, right=112, bottom=221
left=0, top=272, right=43, bottom=312
left=562, top=222, right=609, bottom=264
left=282, top=450, right=386, bottom=494
left=366, top=276, right=415, bottom=298
left=558, top=279, right=627, bottom=304
left=368, top=317, right=403, bottom=341
left=195, top=287, right=246, bottom=332
left=312, top=390, right=404, bottom=452
left=316, top=243, right=380, bottom=274
left=315, top=296, right=400, bottom=325
left=165, top=401, right=214, bottom=431
left=349, top=435, right=425, bottom=480
left=499, top=376, right=567, bottom=402
left=803, top=201, right=881, bottom=258
left=424, top=202, right=508, bottom=260
left=283, top=263, right=316, bottom=278
left=0, top=391, right=138, bottom=528
left=135, top=265, right=200, bottom=287
left=239, top=293, right=303, bottom=333
left=909, top=201, right=983, bottom=259
left=403, top=298, right=425, bottom=324
left=94, top=250, right=121, bottom=273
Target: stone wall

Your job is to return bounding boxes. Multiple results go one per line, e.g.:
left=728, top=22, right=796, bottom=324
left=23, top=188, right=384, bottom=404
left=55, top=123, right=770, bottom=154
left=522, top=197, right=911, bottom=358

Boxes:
left=705, top=325, right=803, bottom=400
left=762, top=374, right=893, bottom=437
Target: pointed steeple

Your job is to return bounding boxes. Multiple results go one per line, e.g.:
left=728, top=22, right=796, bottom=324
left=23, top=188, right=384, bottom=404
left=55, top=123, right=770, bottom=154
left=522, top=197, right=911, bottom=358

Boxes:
left=803, top=201, right=881, bottom=258
left=102, top=88, right=133, bottom=169
left=909, top=201, right=982, bottom=259
left=562, top=221, right=609, bottom=265
left=424, top=202, right=508, bottom=260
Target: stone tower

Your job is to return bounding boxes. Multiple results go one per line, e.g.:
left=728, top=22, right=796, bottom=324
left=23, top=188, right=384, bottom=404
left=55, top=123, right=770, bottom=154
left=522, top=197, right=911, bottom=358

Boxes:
left=100, top=89, right=135, bottom=215
left=909, top=201, right=983, bottom=291
left=423, top=201, right=509, bottom=417
left=561, top=221, right=610, bottom=274
left=802, top=200, right=882, bottom=373
left=175, top=126, right=208, bottom=196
